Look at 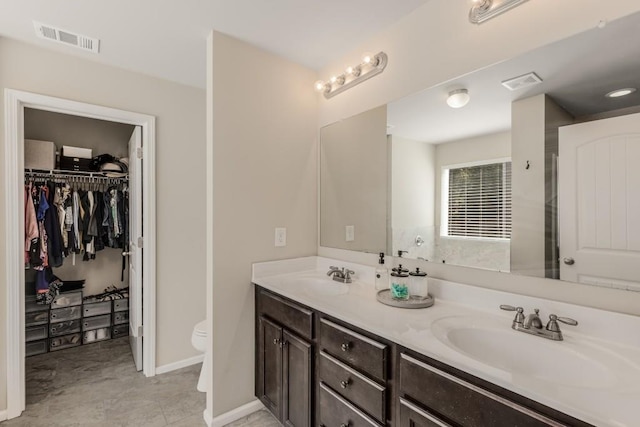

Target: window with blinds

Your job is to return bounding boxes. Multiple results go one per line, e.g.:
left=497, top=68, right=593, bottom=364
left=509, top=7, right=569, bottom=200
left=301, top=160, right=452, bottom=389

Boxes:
left=445, top=161, right=511, bottom=239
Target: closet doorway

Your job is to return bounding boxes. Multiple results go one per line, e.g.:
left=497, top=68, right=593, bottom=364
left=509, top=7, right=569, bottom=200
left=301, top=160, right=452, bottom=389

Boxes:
left=3, top=90, right=157, bottom=420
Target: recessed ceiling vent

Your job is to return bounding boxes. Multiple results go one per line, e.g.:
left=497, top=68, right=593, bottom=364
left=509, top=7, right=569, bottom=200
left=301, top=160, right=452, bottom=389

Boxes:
left=501, top=72, right=542, bottom=91
left=33, top=21, right=100, bottom=53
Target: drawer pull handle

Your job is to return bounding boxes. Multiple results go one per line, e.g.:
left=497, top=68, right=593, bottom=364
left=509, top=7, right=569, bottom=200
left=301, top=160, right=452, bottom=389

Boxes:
left=340, top=423, right=351, bottom=427
left=340, top=379, right=351, bottom=389
left=341, top=342, right=351, bottom=352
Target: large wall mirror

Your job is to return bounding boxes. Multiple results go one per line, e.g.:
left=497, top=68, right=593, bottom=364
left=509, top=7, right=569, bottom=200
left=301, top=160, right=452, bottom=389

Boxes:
left=320, top=11, right=640, bottom=291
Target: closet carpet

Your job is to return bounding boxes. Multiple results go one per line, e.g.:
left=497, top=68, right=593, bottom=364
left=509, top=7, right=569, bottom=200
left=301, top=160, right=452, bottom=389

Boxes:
left=4, top=337, right=207, bottom=426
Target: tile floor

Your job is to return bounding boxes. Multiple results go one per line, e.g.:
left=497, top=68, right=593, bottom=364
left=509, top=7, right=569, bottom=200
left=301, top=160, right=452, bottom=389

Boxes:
left=4, top=337, right=278, bottom=426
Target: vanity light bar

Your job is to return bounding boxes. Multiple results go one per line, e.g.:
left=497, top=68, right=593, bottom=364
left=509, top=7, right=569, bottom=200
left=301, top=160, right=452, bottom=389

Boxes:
left=469, top=0, right=529, bottom=24
left=315, top=52, right=388, bottom=99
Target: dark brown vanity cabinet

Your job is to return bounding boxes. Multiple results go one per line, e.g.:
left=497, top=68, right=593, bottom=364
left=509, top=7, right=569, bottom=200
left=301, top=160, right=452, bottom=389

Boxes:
left=256, top=289, right=313, bottom=427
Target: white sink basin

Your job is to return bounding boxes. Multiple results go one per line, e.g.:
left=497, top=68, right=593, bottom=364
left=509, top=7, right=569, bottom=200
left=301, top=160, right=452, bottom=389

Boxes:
left=431, top=316, right=639, bottom=390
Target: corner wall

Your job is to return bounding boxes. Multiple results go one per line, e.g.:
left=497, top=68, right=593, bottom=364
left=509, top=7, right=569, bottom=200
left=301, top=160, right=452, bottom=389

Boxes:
left=0, top=37, right=207, bottom=413
left=208, top=31, right=318, bottom=416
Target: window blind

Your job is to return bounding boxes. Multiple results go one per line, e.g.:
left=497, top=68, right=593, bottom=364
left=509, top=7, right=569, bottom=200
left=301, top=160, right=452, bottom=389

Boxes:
left=447, top=162, right=511, bottom=239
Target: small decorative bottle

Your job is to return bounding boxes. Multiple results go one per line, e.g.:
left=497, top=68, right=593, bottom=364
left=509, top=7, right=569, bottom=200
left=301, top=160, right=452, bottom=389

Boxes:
left=375, top=252, right=389, bottom=292
left=390, top=264, right=410, bottom=300
left=409, top=267, right=428, bottom=300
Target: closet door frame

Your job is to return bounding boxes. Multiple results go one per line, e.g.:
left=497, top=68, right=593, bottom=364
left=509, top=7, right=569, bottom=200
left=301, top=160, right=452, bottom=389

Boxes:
left=3, top=89, right=157, bottom=419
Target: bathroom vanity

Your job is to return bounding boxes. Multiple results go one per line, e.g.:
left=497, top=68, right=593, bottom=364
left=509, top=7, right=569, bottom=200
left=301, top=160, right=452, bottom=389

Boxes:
left=253, top=257, right=640, bottom=427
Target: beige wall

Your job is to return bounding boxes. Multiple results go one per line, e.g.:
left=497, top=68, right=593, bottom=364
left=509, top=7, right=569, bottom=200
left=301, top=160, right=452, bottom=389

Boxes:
left=320, top=106, right=387, bottom=253
left=208, top=32, right=318, bottom=417
left=317, top=1, right=640, bottom=316
left=0, top=37, right=206, bottom=412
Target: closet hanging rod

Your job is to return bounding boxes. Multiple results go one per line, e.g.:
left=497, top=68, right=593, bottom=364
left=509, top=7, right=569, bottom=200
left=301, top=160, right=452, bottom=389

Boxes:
left=25, top=168, right=128, bottom=182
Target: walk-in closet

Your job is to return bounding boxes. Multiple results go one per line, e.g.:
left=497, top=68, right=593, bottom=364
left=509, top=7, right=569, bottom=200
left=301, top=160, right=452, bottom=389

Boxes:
left=22, top=107, right=141, bottom=400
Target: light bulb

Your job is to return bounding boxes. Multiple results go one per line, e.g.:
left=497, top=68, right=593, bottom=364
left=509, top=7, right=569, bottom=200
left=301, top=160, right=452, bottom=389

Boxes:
left=605, top=88, right=636, bottom=98
left=446, top=89, right=470, bottom=108
left=362, top=52, right=374, bottom=65
left=330, top=76, right=338, bottom=84
left=346, top=65, right=361, bottom=77
left=314, top=80, right=327, bottom=93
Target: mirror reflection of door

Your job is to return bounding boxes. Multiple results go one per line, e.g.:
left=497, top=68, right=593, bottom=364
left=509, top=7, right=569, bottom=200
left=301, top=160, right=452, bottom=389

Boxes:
left=559, top=113, right=640, bottom=290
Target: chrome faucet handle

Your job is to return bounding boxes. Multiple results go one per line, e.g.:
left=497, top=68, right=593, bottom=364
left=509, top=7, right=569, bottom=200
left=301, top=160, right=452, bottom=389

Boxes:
left=500, top=305, right=525, bottom=325
left=546, top=314, right=578, bottom=332
left=344, top=269, right=355, bottom=280
left=327, top=266, right=340, bottom=276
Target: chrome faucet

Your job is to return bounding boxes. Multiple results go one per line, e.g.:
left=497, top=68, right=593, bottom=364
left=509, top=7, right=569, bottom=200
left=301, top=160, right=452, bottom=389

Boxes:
left=326, top=266, right=355, bottom=283
left=500, top=305, right=578, bottom=341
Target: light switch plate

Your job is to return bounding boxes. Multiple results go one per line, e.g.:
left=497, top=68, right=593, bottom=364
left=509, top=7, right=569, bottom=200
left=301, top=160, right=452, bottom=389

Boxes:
left=345, top=225, right=355, bottom=242
left=275, top=227, right=287, bottom=247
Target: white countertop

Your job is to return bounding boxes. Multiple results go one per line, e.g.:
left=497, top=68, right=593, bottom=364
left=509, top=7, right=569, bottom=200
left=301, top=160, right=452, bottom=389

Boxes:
left=252, top=256, right=640, bottom=427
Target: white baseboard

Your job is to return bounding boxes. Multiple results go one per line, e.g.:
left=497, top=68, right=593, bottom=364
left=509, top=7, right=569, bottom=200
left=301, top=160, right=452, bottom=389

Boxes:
left=0, top=409, right=7, bottom=422
left=155, top=354, right=204, bottom=375
left=208, top=399, right=265, bottom=427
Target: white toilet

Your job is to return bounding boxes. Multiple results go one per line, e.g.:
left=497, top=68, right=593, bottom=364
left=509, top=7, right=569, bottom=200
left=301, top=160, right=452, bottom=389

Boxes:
left=191, top=320, right=208, bottom=392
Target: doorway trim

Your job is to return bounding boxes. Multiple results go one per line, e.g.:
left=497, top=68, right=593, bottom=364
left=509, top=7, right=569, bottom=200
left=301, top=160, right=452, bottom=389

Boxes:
left=3, top=89, right=157, bottom=419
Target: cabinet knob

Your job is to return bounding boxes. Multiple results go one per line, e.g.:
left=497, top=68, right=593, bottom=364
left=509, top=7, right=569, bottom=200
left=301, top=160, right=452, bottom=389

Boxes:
left=341, top=342, right=351, bottom=352
left=273, top=338, right=280, bottom=346
left=340, top=378, right=351, bottom=389
left=340, top=423, right=351, bottom=427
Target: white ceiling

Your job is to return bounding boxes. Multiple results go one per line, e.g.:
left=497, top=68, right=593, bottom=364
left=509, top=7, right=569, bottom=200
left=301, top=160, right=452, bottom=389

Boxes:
left=388, top=11, right=640, bottom=144
left=0, top=0, right=429, bottom=89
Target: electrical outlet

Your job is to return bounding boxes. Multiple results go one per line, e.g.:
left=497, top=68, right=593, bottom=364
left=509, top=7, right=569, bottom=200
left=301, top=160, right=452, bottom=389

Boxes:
left=345, top=225, right=355, bottom=242
left=275, top=227, right=286, bottom=247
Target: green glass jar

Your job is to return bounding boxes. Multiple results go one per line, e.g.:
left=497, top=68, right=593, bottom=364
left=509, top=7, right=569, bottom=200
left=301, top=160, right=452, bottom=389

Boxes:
left=390, top=264, right=410, bottom=300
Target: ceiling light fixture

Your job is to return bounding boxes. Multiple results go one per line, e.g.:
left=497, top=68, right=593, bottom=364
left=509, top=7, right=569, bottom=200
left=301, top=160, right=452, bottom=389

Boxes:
left=605, top=88, right=637, bottom=98
left=447, top=89, right=470, bottom=108
left=469, top=0, right=529, bottom=24
left=314, top=51, right=388, bottom=99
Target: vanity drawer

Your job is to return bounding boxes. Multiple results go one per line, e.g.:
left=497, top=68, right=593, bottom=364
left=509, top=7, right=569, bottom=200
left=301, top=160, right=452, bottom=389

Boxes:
left=320, top=318, right=388, bottom=381
left=399, top=397, right=452, bottom=427
left=113, top=298, right=129, bottom=312
left=51, top=291, right=83, bottom=308
left=50, top=306, right=82, bottom=323
left=113, top=310, right=129, bottom=325
left=26, top=325, right=48, bottom=342
left=319, top=351, right=386, bottom=423
left=25, top=309, right=49, bottom=327
left=83, top=314, right=112, bottom=331
left=319, top=382, right=383, bottom=427
left=83, top=301, right=112, bottom=317
left=112, top=325, right=129, bottom=338
left=257, top=288, right=313, bottom=340
left=50, top=319, right=82, bottom=337
left=399, top=353, right=567, bottom=427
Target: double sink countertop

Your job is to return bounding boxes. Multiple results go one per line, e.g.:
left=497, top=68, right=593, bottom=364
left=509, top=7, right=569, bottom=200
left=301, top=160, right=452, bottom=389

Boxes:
left=252, top=256, right=640, bottom=427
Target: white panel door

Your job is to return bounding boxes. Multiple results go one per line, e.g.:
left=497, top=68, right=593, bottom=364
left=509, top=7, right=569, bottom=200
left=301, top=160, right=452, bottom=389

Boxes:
left=559, top=113, right=640, bottom=290
left=128, top=126, right=144, bottom=371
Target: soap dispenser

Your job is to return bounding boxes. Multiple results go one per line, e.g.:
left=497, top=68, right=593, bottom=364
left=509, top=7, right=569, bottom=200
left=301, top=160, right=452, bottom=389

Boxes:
left=375, top=252, right=389, bottom=291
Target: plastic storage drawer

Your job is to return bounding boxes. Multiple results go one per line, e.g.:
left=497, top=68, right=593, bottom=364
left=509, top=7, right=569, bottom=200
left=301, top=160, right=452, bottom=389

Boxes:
left=83, top=327, right=111, bottom=344
left=50, top=319, right=82, bottom=337
left=113, top=298, right=129, bottom=312
left=50, top=306, right=82, bottom=323
left=49, top=333, right=82, bottom=351
left=26, top=310, right=50, bottom=327
left=26, top=339, right=48, bottom=357
left=83, top=314, right=111, bottom=331
left=51, top=291, right=83, bottom=308
left=112, top=325, right=129, bottom=338
left=26, top=325, right=48, bottom=342
left=83, top=301, right=111, bottom=317
left=113, top=311, right=129, bottom=325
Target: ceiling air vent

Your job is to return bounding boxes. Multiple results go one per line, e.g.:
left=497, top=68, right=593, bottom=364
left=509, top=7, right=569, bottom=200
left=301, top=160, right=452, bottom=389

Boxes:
left=33, top=21, right=100, bottom=53
left=501, top=72, right=542, bottom=91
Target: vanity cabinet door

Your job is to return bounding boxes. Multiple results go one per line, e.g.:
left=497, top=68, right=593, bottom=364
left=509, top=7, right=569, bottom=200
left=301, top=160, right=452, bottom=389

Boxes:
left=257, top=316, right=283, bottom=419
left=282, top=330, right=312, bottom=427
